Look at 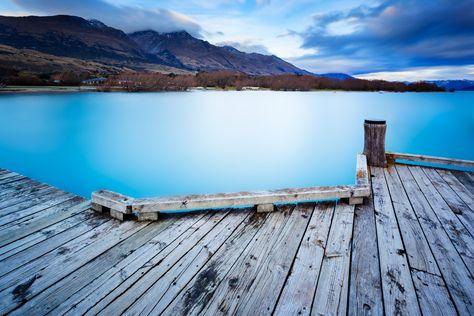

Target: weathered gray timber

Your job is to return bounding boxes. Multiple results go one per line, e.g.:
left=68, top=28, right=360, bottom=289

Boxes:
left=92, top=154, right=371, bottom=220
left=0, top=162, right=472, bottom=315
left=364, top=119, right=387, bottom=167
left=348, top=195, right=384, bottom=315
left=372, top=167, right=421, bottom=315
left=386, top=151, right=474, bottom=168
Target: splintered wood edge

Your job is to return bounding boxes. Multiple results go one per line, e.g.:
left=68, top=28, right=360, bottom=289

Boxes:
left=386, top=152, right=474, bottom=169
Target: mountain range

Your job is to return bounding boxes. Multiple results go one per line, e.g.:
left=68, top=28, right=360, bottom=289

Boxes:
left=1, top=14, right=468, bottom=89
left=428, top=80, right=474, bottom=91
left=0, top=15, right=309, bottom=76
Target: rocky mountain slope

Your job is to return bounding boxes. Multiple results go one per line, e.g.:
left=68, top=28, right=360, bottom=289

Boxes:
left=129, top=30, right=307, bottom=75
left=0, top=15, right=307, bottom=76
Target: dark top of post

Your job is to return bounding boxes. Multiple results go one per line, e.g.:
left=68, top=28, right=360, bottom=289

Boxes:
left=364, top=119, right=386, bottom=125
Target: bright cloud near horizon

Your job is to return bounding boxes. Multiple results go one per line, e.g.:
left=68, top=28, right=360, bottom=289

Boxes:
left=1, top=0, right=473, bottom=80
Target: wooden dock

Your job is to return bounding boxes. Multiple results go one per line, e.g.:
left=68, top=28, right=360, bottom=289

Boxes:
left=0, top=161, right=473, bottom=315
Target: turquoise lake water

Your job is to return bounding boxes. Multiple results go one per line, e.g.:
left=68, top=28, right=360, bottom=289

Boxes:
left=0, top=91, right=473, bottom=198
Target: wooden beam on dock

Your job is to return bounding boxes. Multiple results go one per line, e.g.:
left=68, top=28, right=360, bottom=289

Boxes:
left=131, top=184, right=368, bottom=214
left=386, top=152, right=474, bottom=169
left=91, top=154, right=371, bottom=220
left=91, top=190, right=133, bottom=220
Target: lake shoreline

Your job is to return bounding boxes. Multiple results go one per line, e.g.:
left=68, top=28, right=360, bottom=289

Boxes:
left=0, top=86, right=97, bottom=94
left=0, top=85, right=451, bottom=94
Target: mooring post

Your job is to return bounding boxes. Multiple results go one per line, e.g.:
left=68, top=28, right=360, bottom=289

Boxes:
left=363, top=119, right=387, bottom=167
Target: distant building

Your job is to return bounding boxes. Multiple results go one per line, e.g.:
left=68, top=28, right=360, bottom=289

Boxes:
left=82, top=77, right=106, bottom=85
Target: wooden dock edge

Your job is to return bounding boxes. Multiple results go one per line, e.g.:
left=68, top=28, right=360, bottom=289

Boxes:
left=91, top=154, right=371, bottom=221
left=386, top=152, right=474, bottom=169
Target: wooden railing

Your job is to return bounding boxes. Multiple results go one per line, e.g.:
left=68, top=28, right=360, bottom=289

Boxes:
left=386, top=152, right=474, bottom=168
left=92, top=153, right=370, bottom=221
left=91, top=120, right=473, bottom=221
left=92, top=154, right=370, bottom=220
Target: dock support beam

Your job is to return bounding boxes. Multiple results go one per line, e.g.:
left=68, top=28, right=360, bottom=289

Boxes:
left=364, top=119, right=387, bottom=167
left=256, top=203, right=275, bottom=213
left=137, top=212, right=159, bottom=221
left=348, top=197, right=364, bottom=205
left=91, top=190, right=133, bottom=221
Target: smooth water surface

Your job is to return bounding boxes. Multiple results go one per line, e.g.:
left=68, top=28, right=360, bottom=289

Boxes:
left=0, top=91, right=473, bottom=198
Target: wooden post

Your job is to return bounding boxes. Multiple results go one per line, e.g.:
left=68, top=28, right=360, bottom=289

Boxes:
left=364, top=119, right=387, bottom=167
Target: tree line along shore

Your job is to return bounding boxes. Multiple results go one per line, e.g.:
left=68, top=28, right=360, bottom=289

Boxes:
left=0, top=70, right=444, bottom=92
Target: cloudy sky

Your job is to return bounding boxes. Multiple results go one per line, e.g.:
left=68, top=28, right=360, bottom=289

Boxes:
left=1, top=0, right=473, bottom=80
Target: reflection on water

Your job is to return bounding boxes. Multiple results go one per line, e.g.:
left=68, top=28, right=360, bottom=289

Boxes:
left=0, top=91, right=472, bottom=198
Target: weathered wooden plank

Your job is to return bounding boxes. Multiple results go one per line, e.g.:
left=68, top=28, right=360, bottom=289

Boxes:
left=311, top=203, right=355, bottom=316
left=356, top=153, right=370, bottom=187
left=11, top=220, right=170, bottom=315
left=232, top=205, right=313, bottom=315
left=0, top=171, right=17, bottom=181
left=127, top=211, right=250, bottom=315
left=0, top=190, right=74, bottom=227
left=0, top=182, right=48, bottom=204
left=0, top=218, right=116, bottom=292
left=0, top=178, right=34, bottom=194
left=0, top=178, right=46, bottom=200
left=0, top=197, right=86, bottom=247
left=396, top=164, right=474, bottom=315
left=437, top=169, right=474, bottom=211
left=423, top=167, right=474, bottom=236
left=162, top=212, right=268, bottom=316
left=0, top=220, right=148, bottom=314
left=0, top=212, right=103, bottom=261
left=0, top=193, right=76, bottom=231
left=89, top=155, right=369, bottom=217
left=409, top=166, right=474, bottom=275
left=0, top=214, right=108, bottom=277
left=0, top=184, right=51, bottom=211
left=76, top=213, right=214, bottom=316
left=387, top=152, right=474, bottom=168
left=451, top=170, right=474, bottom=194
left=384, top=166, right=440, bottom=274
left=411, top=269, right=457, bottom=315
left=371, top=167, right=421, bottom=316
left=0, top=174, right=26, bottom=186
left=131, top=184, right=369, bottom=214
left=274, top=203, right=335, bottom=316
left=86, top=211, right=229, bottom=315
left=348, top=194, right=384, bottom=315
left=51, top=213, right=207, bottom=315
left=199, top=206, right=293, bottom=315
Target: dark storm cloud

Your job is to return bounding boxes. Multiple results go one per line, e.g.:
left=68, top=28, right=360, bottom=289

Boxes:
left=12, top=0, right=203, bottom=36
left=299, top=0, right=474, bottom=73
